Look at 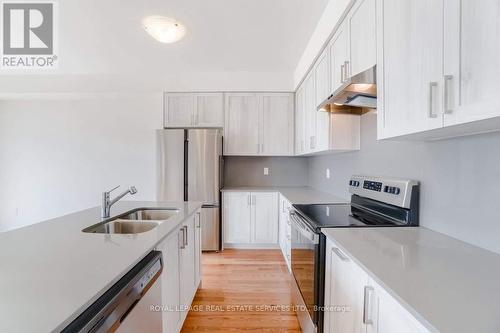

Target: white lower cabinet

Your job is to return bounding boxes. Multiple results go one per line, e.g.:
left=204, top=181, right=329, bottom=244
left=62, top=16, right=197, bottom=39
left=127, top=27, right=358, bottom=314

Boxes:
left=368, top=278, right=430, bottom=333
left=278, top=194, right=292, bottom=271
left=324, top=238, right=368, bottom=333
left=223, top=191, right=279, bottom=247
left=156, top=211, right=202, bottom=333
left=324, top=238, right=430, bottom=333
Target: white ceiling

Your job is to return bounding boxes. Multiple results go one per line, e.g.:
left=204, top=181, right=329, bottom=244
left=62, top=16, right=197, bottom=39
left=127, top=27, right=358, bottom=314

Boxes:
left=0, top=0, right=329, bottom=93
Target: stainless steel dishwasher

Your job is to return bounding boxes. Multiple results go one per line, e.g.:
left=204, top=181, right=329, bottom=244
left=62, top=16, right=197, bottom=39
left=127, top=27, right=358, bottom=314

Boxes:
left=62, top=251, right=163, bottom=333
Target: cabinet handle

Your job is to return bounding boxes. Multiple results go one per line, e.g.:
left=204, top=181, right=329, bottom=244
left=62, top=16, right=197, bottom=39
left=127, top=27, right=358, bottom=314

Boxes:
left=180, top=227, right=186, bottom=249
left=444, top=75, right=454, bottom=114
left=309, top=136, right=313, bottom=149
left=256, top=143, right=260, bottom=154
left=332, top=247, right=350, bottom=262
left=247, top=194, right=251, bottom=206
left=344, top=60, right=350, bottom=79
left=252, top=195, right=256, bottom=206
left=261, top=143, right=264, bottom=153
left=429, top=82, right=438, bottom=118
left=363, top=286, right=375, bottom=325
left=184, top=225, right=188, bottom=247
left=196, top=212, right=201, bottom=228
left=340, top=64, right=345, bottom=83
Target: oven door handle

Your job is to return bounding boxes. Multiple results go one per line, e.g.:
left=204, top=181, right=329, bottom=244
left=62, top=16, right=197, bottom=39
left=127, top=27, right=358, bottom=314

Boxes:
left=290, top=211, right=319, bottom=244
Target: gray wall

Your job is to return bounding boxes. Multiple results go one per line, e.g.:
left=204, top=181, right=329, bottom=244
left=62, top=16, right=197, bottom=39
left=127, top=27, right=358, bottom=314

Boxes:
left=308, top=111, right=500, bottom=254
left=224, top=156, right=309, bottom=187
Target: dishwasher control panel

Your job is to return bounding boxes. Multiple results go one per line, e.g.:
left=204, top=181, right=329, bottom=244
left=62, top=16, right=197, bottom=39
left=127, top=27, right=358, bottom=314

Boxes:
left=138, top=257, right=162, bottom=291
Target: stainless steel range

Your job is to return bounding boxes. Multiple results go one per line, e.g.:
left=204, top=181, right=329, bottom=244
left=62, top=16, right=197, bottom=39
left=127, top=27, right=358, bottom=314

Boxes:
left=289, top=175, right=420, bottom=333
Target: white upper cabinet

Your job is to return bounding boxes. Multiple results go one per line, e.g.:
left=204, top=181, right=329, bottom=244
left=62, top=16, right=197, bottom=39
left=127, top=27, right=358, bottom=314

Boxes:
left=295, top=84, right=307, bottom=155
left=164, top=92, right=224, bottom=128
left=348, top=0, right=376, bottom=76
left=443, top=0, right=500, bottom=127
left=260, top=93, right=294, bottom=156
left=304, top=71, right=317, bottom=152
left=224, top=93, right=294, bottom=156
left=378, top=0, right=500, bottom=139
left=224, top=93, right=260, bottom=156
left=194, top=93, right=224, bottom=127
left=315, top=48, right=331, bottom=104
left=376, top=0, right=444, bottom=138
left=314, top=48, right=332, bottom=152
left=164, top=93, right=194, bottom=127
left=329, top=22, right=350, bottom=93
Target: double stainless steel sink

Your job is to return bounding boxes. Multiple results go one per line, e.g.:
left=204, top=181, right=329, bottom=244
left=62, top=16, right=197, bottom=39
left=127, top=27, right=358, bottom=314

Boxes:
left=83, top=208, right=179, bottom=234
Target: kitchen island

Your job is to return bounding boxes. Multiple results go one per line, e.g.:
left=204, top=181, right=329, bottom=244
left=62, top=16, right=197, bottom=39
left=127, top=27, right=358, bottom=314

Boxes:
left=0, top=201, right=202, bottom=333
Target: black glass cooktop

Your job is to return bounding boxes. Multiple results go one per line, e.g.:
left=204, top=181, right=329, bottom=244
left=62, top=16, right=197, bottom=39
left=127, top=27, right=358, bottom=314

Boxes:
left=293, top=203, right=404, bottom=232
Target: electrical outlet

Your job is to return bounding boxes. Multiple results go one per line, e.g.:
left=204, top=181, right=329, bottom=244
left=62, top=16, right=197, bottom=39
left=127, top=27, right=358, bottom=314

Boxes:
left=264, top=167, right=269, bottom=176
left=326, top=168, right=330, bottom=179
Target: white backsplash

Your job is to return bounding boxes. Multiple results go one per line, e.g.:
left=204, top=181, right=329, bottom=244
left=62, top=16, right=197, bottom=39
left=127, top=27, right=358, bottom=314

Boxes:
left=308, top=111, right=500, bottom=254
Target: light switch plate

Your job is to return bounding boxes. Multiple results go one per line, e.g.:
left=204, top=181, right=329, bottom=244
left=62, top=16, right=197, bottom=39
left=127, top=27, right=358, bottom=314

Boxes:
left=264, top=167, right=269, bottom=176
left=326, top=168, right=330, bottom=179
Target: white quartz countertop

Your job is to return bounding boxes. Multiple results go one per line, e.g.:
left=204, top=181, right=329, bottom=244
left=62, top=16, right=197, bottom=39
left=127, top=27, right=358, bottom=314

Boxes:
left=322, top=227, right=500, bottom=333
left=221, top=186, right=348, bottom=205
left=0, top=201, right=202, bottom=333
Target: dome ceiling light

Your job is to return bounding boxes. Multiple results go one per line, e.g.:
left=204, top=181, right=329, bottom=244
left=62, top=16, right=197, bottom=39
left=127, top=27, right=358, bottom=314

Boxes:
left=142, top=16, right=186, bottom=43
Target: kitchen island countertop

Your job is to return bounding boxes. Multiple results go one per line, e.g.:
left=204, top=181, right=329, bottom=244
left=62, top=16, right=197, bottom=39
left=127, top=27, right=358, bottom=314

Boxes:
left=0, top=201, right=202, bottom=333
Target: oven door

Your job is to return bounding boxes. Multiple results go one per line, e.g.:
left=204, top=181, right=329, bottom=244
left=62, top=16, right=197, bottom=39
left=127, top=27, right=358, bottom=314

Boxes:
left=290, top=210, right=320, bottom=327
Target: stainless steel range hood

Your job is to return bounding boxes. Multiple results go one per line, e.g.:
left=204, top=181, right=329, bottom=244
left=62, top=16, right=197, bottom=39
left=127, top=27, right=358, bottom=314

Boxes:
left=318, top=65, right=377, bottom=112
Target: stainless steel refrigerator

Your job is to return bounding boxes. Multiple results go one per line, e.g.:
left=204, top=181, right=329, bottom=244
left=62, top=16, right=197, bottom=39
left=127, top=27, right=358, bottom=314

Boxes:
left=156, top=129, right=223, bottom=251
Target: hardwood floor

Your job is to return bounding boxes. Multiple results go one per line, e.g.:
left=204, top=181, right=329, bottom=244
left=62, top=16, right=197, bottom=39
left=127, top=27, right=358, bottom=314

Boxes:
left=181, top=249, right=301, bottom=332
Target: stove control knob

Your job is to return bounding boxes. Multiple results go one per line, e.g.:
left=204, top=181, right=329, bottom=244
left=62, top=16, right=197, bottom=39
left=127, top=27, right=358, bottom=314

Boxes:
left=394, top=187, right=400, bottom=195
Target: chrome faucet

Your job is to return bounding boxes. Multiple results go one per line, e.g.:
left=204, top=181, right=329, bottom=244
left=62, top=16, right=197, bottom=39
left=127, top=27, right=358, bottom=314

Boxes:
left=101, top=185, right=138, bottom=218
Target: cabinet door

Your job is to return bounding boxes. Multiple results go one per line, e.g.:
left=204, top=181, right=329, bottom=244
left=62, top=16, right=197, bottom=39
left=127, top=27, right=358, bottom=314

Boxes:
left=180, top=216, right=196, bottom=309
left=314, top=49, right=331, bottom=152
left=194, top=93, right=224, bottom=127
left=224, top=93, right=260, bottom=155
left=295, top=84, right=306, bottom=155
left=251, top=192, right=279, bottom=244
left=329, top=23, right=350, bottom=93
left=194, top=211, right=202, bottom=288
left=325, top=239, right=368, bottom=333
left=315, top=48, right=331, bottom=105
left=369, top=279, right=430, bottom=333
left=223, top=192, right=252, bottom=244
left=156, top=231, right=181, bottom=333
left=377, top=0, right=444, bottom=138
left=278, top=195, right=287, bottom=254
left=304, top=72, right=317, bottom=152
left=164, top=93, right=194, bottom=127
left=349, top=0, right=376, bottom=77
left=260, top=93, right=294, bottom=156
left=443, top=0, right=500, bottom=126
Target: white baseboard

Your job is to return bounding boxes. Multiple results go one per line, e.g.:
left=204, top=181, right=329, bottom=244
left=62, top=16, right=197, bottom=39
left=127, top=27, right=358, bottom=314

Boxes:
left=223, top=243, right=280, bottom=249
